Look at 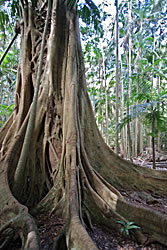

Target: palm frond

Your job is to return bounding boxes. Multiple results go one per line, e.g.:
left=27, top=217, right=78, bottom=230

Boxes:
left=0, top=0, right=20, bottom=31
left=78, top=0, right=102, bottom=35
left=85, top=0, right=98, bottom=12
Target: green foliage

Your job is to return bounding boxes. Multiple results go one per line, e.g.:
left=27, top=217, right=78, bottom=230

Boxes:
left=78, top=0, right=103, bottom=36
left=0, top=10, right=8, bottom=30
left=116, top=220, right=140, bottom=236
left=118, top=91, right=167, bottom=135
left=0, top=0, right=19, bottom=127
left=0, top=103, right=14, bottom=127
left=0, top=0, right=20, bottom=32
left=82, top=0, right=167, bottom=149
left=8, top=0, right=20, bottom=19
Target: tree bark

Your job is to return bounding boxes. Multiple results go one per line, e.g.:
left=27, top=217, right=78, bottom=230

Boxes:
left=157, top=75, right=160, bottom=152
left=115, top=0, right=119, bottom=155
left=0, top=0, right=167, bottom=248
left=120, top=61, right=125, bottom=157
left=102, top=46, right=109, bottom=145
left=152, top=110, right=156, bottom=169
left=127, top=0, right=132, bottom=160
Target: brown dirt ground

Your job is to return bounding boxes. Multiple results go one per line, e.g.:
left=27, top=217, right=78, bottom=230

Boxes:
left=5, top=156, right=167, bottom=249
left=36, top=197, right=167, bottom=250
left=37, top=157, right=167, bottom=249
left=5, top=189, right=167, bottom=250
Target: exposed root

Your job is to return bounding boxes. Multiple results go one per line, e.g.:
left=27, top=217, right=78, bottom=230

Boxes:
left=66, top=215, right=98, bottom=250
left=0, top=0, right=167, bottom=249
left=0, top=206, right=40, bottom=249
left=0, top=161, right=40, bottom=249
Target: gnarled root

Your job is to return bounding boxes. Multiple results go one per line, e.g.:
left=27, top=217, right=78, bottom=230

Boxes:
left=0, top=206, right=40, bottom=249
left=0, top=168, right=40, bottom=249
left=67, top=215, right=98, bottom=249
left=81, top=165, right=167, bottom=246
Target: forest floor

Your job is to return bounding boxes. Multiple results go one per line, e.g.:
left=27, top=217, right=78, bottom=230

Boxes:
left=38, top=213, right=167, bottom=250
left=8, top=149, right=167, bottom=250
left=37, top=149, right=167, bottom=250
left=37, top=192, right=167, bottom=250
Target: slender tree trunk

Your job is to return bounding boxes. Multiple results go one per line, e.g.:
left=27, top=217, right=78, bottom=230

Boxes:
left=125, top=124, right=128, bottom=158
left=120, top=62, right=125, bottom=157
left=105, top=82, right=109, bottom=145
left=157, top=75, right=160, bottom=152
left=134, top=118, right=138, bottom=156
left=115, top=0, right=119, bottom=154
left=138, top=19, right=143, bottom=155
left=127, top=0, right=132, bottom=160
left=149, top=30, right=156, bottom=150
left=0, top=83, right=3, bottom=103
left=139, top=120, right=143, bottom=154
left=152, top=110, right=156, bottom=169
left=102, top=47, right=109, bottom=145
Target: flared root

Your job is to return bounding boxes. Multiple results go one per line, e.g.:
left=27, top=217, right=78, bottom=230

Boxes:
left=0, top=0, right=167, bottom=249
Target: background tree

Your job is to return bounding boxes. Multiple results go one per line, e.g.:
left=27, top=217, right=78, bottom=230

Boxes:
left=115, top=0, right=119, bottom=154
left=86, top=0, right=167, bottom=160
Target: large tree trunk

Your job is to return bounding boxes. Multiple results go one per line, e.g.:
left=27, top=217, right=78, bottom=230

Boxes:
left=0, top=1, right=167, bottom=249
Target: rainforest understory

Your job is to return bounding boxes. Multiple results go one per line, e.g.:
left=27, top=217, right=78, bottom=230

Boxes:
left=0, top=0, right=167, bottom=249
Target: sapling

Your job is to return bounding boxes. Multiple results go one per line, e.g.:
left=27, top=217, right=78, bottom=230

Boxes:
left=116, top=220, right=140, bottom=236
